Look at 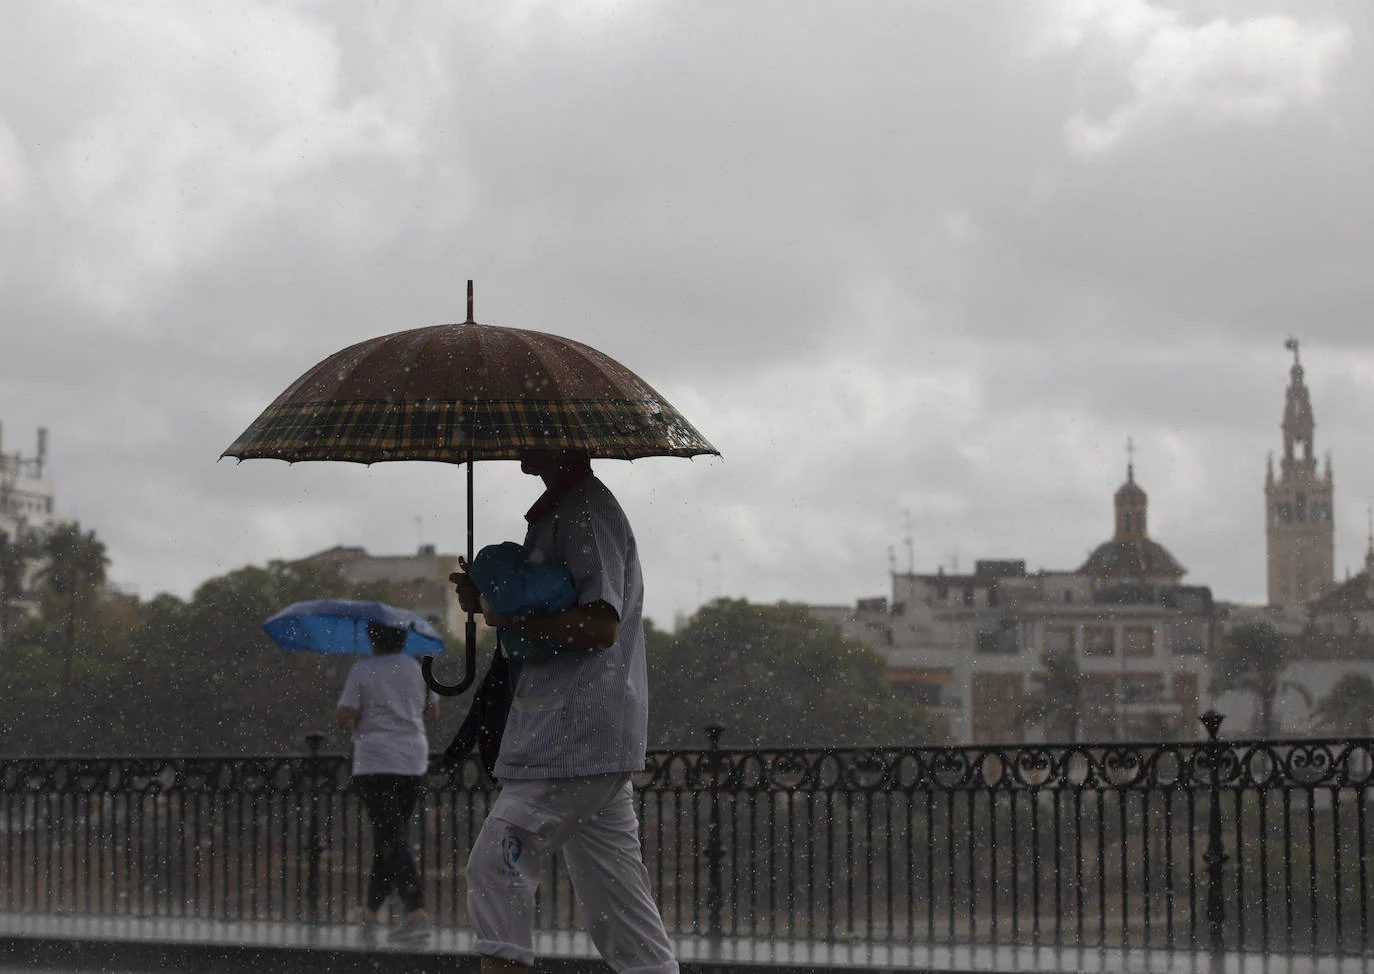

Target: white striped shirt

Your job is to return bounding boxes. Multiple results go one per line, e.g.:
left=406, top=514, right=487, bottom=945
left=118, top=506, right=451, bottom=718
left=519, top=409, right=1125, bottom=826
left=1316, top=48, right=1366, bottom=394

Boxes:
left=493, top=474, right=649, bottom=780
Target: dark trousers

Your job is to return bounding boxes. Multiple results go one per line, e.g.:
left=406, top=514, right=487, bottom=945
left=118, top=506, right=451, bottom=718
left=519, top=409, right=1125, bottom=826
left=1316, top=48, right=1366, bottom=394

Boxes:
left=353, top=774, right=424, bottom=913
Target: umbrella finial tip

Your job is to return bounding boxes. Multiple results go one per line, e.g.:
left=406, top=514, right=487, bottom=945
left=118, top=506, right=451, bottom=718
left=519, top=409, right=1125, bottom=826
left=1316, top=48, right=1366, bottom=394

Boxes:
left=466, top=280, right=475, bottom=324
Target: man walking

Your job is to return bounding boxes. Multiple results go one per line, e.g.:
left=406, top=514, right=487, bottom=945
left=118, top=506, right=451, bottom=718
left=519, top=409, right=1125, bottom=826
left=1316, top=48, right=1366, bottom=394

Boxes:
left=452, top=448, right=678, bottom=974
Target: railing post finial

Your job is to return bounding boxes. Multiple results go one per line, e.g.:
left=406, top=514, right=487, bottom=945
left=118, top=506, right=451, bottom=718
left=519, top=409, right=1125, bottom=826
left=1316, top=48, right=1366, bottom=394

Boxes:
left=1199, top=710, right=1224, bottom=741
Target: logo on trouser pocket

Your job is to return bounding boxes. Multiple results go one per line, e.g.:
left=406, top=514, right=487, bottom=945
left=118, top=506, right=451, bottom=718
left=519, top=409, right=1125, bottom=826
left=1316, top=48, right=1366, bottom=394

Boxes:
left=500, top=834, right=524, bottom=870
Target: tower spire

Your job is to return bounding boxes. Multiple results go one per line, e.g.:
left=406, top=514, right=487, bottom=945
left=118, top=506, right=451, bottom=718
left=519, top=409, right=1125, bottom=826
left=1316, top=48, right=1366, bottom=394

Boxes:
left=1281, top=337, right=1315, bottom=466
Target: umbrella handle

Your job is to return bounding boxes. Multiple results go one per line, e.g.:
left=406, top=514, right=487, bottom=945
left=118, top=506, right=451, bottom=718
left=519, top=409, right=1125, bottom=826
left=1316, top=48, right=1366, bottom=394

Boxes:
left=422, top=616, right=478, bottom=696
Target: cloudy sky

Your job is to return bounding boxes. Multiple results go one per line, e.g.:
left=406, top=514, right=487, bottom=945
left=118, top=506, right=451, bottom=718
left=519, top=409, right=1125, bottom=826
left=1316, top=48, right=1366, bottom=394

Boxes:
left=3, top=0, right=1373, bottom=629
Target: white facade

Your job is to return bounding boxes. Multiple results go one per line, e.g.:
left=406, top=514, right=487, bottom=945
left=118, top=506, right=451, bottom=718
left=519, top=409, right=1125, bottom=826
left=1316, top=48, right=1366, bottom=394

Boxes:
left=820, top=561, right=1214, bottom=744
left=0, top=424, right=56, bottom=539
left=305, top=543, right=468, bottom=636
left=0, top=424, right=57, bottom=614
left=815, top=465, right=1217, bottom=745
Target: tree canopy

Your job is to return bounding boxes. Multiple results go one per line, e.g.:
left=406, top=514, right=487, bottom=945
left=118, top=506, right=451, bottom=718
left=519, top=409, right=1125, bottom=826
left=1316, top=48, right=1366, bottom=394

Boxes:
left=647, top=598, right=941, bottom=749
left=1, top=557, right=937, bottom=756
left=1312, top=672, right=1374, bottom=736
left=0, top=555, right=449, bottom=755
left=1208, top=620, right=1291, bottom=738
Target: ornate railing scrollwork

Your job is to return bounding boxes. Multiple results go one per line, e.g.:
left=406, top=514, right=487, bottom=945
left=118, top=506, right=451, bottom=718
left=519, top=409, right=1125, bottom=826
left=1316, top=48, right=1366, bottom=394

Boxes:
left=1, top=723, right=1370, bottom=955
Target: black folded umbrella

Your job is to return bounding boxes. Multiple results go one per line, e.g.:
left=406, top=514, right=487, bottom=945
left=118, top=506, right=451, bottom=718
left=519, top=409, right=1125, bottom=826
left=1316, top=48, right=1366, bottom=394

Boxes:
left=443, top=643, right=513, bottom=778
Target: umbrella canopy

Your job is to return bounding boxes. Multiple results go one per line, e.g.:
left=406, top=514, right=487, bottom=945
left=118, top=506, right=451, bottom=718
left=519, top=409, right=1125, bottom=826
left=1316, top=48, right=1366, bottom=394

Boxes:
left=264, top=598, right=445, bottom=656
left=223, top=285, right=718, bottom=696
left=222, top=320, right=717, bottom=464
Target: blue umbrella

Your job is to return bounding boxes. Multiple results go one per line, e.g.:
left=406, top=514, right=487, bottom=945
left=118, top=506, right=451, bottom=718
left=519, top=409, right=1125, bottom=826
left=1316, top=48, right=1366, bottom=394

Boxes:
left=263, top=599, right=446, bottom=657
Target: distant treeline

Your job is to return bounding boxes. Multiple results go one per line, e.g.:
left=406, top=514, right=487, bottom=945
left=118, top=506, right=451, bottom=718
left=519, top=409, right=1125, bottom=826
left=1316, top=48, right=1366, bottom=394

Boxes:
left=0, top=554, right=939, bottom=757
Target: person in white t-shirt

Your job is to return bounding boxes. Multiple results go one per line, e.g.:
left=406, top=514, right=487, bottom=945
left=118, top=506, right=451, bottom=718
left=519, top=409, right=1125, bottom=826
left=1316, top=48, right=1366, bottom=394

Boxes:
left=451, top=448, right=677, bottom=974
left=335, top=621, right=439, bottom=935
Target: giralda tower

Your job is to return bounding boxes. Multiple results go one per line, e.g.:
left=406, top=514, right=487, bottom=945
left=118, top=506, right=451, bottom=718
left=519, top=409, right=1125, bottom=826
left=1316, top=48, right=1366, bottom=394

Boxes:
left=1265, top=339, right=1334, bottom=606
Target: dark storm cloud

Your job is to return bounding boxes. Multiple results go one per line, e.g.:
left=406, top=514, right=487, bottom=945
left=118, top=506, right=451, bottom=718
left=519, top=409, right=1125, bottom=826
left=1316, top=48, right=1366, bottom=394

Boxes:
left=1, top=0, right=1371, bottom=625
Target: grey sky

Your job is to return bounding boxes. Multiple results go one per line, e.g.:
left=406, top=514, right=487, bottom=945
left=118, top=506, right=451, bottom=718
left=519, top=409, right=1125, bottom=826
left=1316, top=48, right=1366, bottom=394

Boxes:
left=2, top=0, right=1371, bottom=628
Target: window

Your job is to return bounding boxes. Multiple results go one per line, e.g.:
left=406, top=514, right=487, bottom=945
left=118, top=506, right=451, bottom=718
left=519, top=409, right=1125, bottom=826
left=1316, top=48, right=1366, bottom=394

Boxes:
left=1169, top=619, right=1206, bottom=655
left=1045, top=625, right=1075, bottom=654
left=962, top=586, right=975, bottom=607
left=1295, top=493, right=1307, bottom=522
left=894, top=682, right=944, bottom=707
left=1123, top=625, right=1154, bottom=657
left=976, top=627, right=1018, bottom=654
left=1084, top=675, right=1115, bottom=704
left=1121, top=675, right=1162, bottom=703
left=1083, top=625, right=1114, bottom=657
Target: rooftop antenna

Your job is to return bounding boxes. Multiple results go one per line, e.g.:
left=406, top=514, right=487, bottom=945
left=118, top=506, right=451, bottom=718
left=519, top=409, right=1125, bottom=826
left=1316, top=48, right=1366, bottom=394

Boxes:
left=903, top=509, right=914, bottom=575
left=414, top=514, right=424, bottom=551
left=1126, top=435, right=1135, bottom=479
left=887, top=545, right=896, bottom=576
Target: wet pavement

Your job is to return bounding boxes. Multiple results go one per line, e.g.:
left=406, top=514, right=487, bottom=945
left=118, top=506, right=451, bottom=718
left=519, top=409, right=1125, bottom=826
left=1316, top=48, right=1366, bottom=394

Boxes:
left=2, top=913, right=1372, bottom=973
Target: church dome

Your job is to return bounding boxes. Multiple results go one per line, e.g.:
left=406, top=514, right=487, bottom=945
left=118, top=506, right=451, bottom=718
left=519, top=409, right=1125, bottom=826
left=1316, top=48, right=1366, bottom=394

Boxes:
left=1078, top=537, right=1185, bottom=584
left=1081, top=456, right=1187, bottom=585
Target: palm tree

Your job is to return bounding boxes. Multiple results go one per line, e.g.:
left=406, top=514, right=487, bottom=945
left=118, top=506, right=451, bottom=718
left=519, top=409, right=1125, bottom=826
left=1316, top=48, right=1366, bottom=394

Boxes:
left=38, top=522, right=110, bottom=704
left=1018, top=647, right=1086, bottom=743
left=1312, top=673, right=1374, bottom=736
left=1208, top=620, right=1291, bottom=738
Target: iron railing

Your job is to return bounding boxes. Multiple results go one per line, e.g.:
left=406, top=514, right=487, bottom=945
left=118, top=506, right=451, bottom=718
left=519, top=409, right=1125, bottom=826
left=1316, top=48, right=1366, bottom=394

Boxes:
left=0, top=713, right=1370, bottom=955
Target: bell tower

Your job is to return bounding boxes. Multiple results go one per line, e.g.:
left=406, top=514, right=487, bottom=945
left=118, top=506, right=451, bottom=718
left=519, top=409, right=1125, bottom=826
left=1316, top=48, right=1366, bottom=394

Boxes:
left=1114, top=439, right=1147, bottom=541
left=1265, top=339, right=1334, bottom=606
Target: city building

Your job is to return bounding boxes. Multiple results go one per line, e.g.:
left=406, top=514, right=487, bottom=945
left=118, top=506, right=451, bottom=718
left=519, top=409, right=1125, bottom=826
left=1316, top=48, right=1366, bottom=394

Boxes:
left=0, top=423, right=57, bottom=619
left=813, top=463, right=1215, bottom=744
left=1214, top=527, right=1374, bottom=735
left=1266, top=339, right=1334, bottom=607
left=1206, top=342, right=1373, bottom=735
left=818, top=341, right=1371, bottom=742
left=303, top=543, right=467, bottom=636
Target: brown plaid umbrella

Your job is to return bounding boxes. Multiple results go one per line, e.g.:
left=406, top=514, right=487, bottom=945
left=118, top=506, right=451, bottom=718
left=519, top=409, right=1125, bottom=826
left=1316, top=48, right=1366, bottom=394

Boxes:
left=223, top=283, right=718, bottom=694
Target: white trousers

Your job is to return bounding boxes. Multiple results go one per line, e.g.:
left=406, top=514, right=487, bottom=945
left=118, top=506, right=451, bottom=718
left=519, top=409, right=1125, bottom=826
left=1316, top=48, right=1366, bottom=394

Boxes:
left=467, top=773, right=678, bottom=973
